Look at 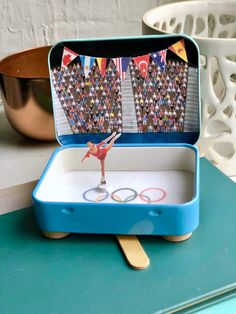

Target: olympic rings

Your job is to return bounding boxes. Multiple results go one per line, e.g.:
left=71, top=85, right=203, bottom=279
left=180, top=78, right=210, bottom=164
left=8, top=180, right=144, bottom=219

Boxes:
left=111, top=188, right=137, bottom=203
left=82, top=187, right=167, bottom=203
left=82, top=188, right=109, bottom=203
left=139, top=194, right=152, bottom=204
left=111, top=194, right=123, bottom=202
left=95, top=194, right=108, bottom=202
left=139, top=187, right=167, bottom=203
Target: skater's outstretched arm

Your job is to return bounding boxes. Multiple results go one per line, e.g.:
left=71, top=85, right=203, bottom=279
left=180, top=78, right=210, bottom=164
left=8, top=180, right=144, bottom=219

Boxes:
left=81, top=151, right=90, bottom=162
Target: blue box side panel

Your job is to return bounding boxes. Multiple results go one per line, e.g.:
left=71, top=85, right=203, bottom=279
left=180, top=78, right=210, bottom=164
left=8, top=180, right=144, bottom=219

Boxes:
left=33, top=199, right=199, bottom=235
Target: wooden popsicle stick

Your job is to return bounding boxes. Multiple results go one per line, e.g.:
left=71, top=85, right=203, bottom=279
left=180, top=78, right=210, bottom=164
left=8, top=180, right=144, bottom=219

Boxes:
left=116, top=235, right=150, bottom=270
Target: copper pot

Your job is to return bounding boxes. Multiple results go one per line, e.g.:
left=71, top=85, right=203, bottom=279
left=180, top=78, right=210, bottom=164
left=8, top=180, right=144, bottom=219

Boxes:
left=0, top=46, right=56, bottom=141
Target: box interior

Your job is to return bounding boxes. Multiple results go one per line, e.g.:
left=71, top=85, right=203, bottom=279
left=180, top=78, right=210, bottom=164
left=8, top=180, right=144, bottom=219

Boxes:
left=49, top=36, right=199, bottom=146
left=35, top=146, right=196, bottom=205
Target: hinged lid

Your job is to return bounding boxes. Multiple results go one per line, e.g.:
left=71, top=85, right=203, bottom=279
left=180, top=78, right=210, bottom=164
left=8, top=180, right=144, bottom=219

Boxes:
left=48, top=35, right=200, bottom=146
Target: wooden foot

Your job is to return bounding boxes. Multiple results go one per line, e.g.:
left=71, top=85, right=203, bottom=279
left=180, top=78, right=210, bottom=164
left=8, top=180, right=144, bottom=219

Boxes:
left=116, top=235, right=150, bottom=270
left=162, top=232, right=192, bottom=242
left=42, top=231, right=70, bottom=239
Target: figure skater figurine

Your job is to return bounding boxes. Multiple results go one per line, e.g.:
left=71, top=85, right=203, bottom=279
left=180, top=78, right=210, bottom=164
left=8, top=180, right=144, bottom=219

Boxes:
left=81, top=132, right=121, bottom=188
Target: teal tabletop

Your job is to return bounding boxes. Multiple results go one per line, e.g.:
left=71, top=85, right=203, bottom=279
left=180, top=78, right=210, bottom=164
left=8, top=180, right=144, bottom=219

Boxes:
left=0, top=158, right=236, bottom=314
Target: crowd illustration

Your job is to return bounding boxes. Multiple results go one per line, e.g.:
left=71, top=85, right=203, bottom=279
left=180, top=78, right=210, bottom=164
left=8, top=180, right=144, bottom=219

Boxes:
left=130, top=59, right=188, bottom=133
left=52, top=55, right=189, bottom=134
left=52, top=61, right=123, bottom=134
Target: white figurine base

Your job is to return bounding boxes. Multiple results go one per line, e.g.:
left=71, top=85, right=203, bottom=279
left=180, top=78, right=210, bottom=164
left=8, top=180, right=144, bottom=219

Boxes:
left=97, top=183, right=107, bottom=191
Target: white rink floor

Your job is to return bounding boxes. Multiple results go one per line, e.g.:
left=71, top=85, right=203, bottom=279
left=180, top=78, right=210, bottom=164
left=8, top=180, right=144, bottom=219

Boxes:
left=36, top=169, right=194, bottom=205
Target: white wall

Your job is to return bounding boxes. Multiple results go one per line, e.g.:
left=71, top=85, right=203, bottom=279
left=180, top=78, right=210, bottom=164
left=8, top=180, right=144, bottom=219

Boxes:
left=0, top=0, right=161, bottom=60
left=0, top=0, right=225, bottom=60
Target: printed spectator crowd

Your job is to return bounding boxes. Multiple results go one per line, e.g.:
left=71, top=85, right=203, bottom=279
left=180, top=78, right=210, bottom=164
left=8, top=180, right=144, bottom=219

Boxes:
left=52, top=56, right=188, bottom=134
left=130, top=59, right=188, bottom=132
left=52, top=61, right=122, bottom=134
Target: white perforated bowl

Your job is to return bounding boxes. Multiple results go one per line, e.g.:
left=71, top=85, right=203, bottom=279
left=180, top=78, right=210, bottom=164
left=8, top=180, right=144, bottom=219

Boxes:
left=143, top=0, right=236, bottom=176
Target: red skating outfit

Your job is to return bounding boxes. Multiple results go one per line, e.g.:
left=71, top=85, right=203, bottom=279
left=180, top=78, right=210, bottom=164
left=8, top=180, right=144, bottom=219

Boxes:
left=85, top=141, right=107, bottom=178
left=85, top=141, right=107, bottom=160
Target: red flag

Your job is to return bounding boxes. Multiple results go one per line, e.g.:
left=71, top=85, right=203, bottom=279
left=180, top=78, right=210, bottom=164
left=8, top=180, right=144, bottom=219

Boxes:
left=61, top=47, right=78, bottom=68
left=97, top=58, right=107, bottom=77
left=133, top=54, right=150, bottom=77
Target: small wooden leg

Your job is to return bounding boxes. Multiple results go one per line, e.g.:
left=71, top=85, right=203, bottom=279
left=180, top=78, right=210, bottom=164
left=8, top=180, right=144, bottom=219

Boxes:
left=42, top=231, right=70, bottom=239
left=162, top=232, right=192, bottom=242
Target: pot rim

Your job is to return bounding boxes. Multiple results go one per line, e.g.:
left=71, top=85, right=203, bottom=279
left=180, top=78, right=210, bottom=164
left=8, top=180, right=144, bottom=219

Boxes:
left=0, top=45, right=51, bottom=79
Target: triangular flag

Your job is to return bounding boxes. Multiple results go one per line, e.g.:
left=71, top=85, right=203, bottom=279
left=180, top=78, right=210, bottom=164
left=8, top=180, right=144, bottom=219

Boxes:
left=113, top=57, right=122, bottom=79
left=96, top=57, right=107, bottom=77
left=113, top=57, right=130, bottom=80
left=121, top=57, right=130, bottom=73
left=61, top=47, right=78, bottom=68
left=151, top=49, right=167, bottom=71
left=121, top=57, right=130, bottom=80
left=133, top=54, right=150, bottom=77
left=168, top=39, right=188, bottom=63
left=80, top=55, right=95, bottom=77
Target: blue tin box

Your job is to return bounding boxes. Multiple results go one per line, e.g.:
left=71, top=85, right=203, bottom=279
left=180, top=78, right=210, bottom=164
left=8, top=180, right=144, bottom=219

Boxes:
left=33, top=35, right=200, bottom=242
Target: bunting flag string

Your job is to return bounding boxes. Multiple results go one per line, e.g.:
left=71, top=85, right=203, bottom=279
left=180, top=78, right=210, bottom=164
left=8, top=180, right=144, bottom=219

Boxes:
left=168, top=39, right=188, bottom=63
left=61, top=39, right=188, bottom=79
left=96, top=57, right=107, bottom=77
left=80, top=55, right=95, bottom=78
left=61, top=47, right=78, bottom=68
left=113, top=57, right=130, bottom=80
left=113, top=58, right=123, bottom=80
left=151, top=49, right=167, bottom=71
left=133, top=54, right=150, bottom=78
left=121, top=57, right=130, bottom=75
